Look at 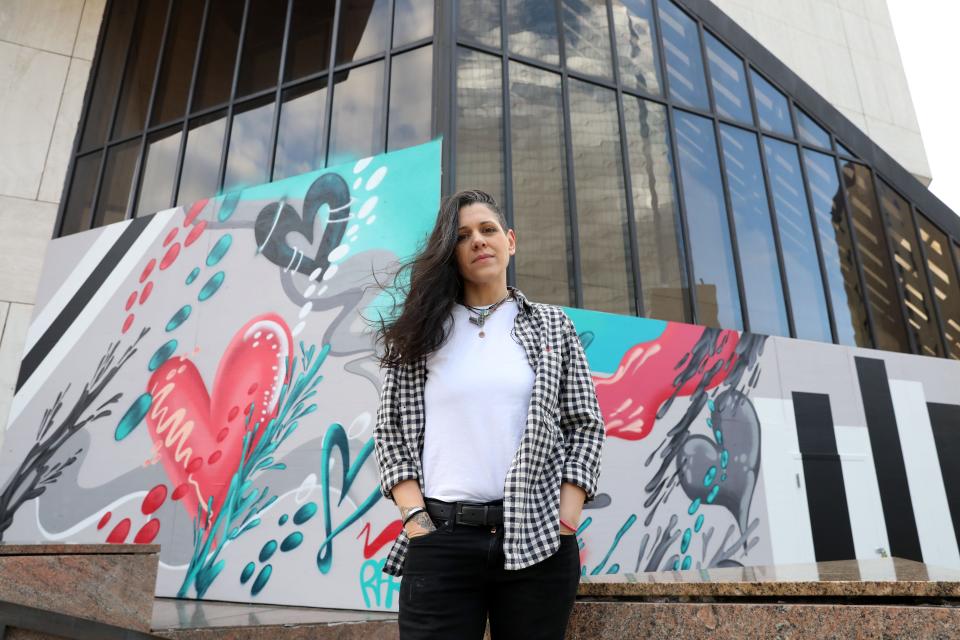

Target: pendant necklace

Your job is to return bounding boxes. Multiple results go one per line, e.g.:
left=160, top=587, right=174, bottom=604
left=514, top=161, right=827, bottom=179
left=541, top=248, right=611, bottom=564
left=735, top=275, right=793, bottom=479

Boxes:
left=464, top=292, right=512, bottom=338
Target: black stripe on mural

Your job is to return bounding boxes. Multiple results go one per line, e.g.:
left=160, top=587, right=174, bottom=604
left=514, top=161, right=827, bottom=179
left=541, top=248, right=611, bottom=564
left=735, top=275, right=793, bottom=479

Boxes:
left=928, top=402, right=960, bottom=554
left=854, top=356, right=923, bottom=562
left=793, top=392, right=856, bottom=562
left=15, top=216, right=151, bottom=392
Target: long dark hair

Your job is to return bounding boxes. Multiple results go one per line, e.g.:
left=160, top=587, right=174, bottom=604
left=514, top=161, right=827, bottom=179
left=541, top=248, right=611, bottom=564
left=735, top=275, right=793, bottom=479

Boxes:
left=375, top=189, right=508, bottom=368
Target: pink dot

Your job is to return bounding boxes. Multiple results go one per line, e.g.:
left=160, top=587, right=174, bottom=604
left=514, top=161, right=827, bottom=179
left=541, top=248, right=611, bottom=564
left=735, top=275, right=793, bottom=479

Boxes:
left=141, top=484, right=168, bottom=515
left=159, top=243, right=180, bottom=270
left=247, top=382, right=258, bottom=395
left=125, top=291, right=137, bottom=311
left=134, top=519, right=161, bottom=544
left=163, top=227, right=178, bottom=247
left=97, top=511, right=112, bottom=530
left=106, top=518, right=131, bottom=544
left=139, top=281, right=154, bottom=305
left=216, top=427, right=230, bottom=442
left=122, top=314, right=135, bottom=334
left=227, top=406, right=239, bottom=421
left=139, top=259, right=156, bottom=283
left=171, top=483, right=189, bottom=501
left=208, top=450, right=222, bottom=465
left=186, top=457, right=203, bottom=473
left=184, top=198, right=208, bottom=226
left=184, top=220, right=207, bottom=247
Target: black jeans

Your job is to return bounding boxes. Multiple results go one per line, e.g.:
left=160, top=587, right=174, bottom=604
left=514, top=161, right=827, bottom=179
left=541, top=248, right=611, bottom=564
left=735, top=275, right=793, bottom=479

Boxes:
left=398, top=516, right=581, bottom=639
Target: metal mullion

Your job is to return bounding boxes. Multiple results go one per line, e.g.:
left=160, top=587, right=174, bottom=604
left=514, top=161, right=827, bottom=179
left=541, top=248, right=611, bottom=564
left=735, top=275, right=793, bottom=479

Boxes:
left=835, top=156, right=879, bottom=349
left=909, top=204, right=949, bottom=357
left=500, top=0, right=516, bottom=287
left=442, top=0, right=457, bottom=196
left=391, top=35, right=434, bottom=56
left=331, top=52, right=388, bottom=74
left=53, top=0, right=116, bottom=236
left=321, top=0, right=343, bottom=167
left=129, top=0, right=177, bottom=218
left=267, top=0, right=294, bottom=181
left=795, top=144, right=841, bottom=345
left=695, top=18, right=749, bottom=332
left=555, top=0, right=583, bottom=308
left=869, top=169, right=919, bottom=355
left=88, top=0, right=144, bottom=228
left=381, top=0, right=396, bottom=154
left=949, top=238, right=960, bottom=356
left=216, top=0, right=253, bottom=192
left=651, top=0, right=698, bottom=324
left=171, top=0, right=212, bottom=207
left=606, top=0, right=644, bottom=317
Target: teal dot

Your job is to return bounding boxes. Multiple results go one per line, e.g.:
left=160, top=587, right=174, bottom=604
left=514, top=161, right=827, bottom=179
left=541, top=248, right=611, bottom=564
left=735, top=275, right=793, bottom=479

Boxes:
left=706, top=418, right=713, bottom=428
left=280, top=532, right=303, bottom=552
left=703, top=466, right=717, bottom=487
left=706, top=485, right=720, bottom=504
left=115, top=393, right=152, bottom=441
left=206, top=234, right=232, bottom=267
left=681, top=555, right=692, bottom=570
left=720, top=450, right=729, bottom=469
left=259, top=540, right=277, bottom=562
left=687, top=498, right=701, bottom=515
left=148, top=340, right=177, bottom=371
left=721, top=473, right=727, bottom=482
left=165, top=305, right=192, bottom=332
left=715, top=430, right=723, bottom=445
left=278, top=514, right=288, bottom=526
left=707, top=399, right=716, bottom=412
left=240, top=562, right=255, bottom=584
left=198, top=271, right=225, bottom=301
left=672, top=559, right=680, bottom=571
left=694, top=514, right=704, bottom=532
left=251, top=564, right=272, bottom=596
left=185, top=267, right=200, bottom=284
left=680, top=528, right=692, bottom=553
left=293, top=502, right=317, bottom=525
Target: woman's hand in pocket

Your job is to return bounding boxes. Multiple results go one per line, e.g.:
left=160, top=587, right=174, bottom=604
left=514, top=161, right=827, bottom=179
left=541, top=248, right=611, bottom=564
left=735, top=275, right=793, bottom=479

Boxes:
left=405, top=510, right=437, bottom=538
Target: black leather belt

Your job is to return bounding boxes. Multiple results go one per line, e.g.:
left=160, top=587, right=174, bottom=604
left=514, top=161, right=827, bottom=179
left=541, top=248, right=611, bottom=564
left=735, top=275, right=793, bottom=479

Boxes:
left=424, top=498, right=504, bottom=527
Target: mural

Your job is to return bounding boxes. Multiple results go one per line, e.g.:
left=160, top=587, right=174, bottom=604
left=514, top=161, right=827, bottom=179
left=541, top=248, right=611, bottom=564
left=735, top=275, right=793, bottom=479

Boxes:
left=3, top=137, right=960, bottom=611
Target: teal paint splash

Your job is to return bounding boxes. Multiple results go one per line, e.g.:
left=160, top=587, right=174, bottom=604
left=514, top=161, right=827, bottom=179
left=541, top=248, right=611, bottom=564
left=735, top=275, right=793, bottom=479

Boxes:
left=165, top=305, right=191, bottom=332
left=688, top=498, right=701, bottom=515
left=185, top=267, right=200, bottom=284
left=148, top=340, right=177, bottom=371
left=198, top=271, right=224, bottom=301
left=720, top=450, right=729, bottom=469
left=703, top=466, right=717, bottom=486
left=706, top=485, right=720, bottom=504
left=206, top=234, right=232, bottom=267
left=590, top=514, right=637, bottom=576
left=715, top=430, right=723, bottom=445
left=294, top=502, right=317, bottom=525
left=259, top=540, right=277, bottom=562
left=251, top=564, right=272, bottom=596
left=681, top=555, right=692, bottom=570
left=561, top=307, right=667, bottom=375
left=217, top=191, right=241, bottom=222
left=694, top=514, right=704, bottom=532
left=280, top=532, right=303, bottom=552
left=240, top=562, right=255, bottom=584
left=115, top=393, right=152, bottom=440
left=278, top=514, right=288, bottom=526
left=680, top=528, right=692, bottom=553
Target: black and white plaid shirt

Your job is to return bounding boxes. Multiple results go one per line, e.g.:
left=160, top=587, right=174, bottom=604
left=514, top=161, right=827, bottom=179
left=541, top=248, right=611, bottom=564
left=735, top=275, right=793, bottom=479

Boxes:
left=374, top=287, right=606, bottom=576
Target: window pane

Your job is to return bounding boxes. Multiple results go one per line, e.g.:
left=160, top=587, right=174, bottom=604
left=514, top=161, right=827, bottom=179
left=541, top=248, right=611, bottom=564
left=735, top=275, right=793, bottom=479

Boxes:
left=561, top=0, right=613, bottom=79
left=623, top=97, right=688, bottom=322
left=459, top=0, right=501, bottom=48
left=704, top=32, right=751, bottom=124
left=509, top=62, right=571, bottom=307
left=718, top=125, right=788, bottom=336
left=177, top=111, right=227, bottom=206
left=877, top=181, right=943, bottom=357
left=569, top=79, right=633, bottom=315
left=112, top=0, right=167, bottom=140
left=192, top=0, right=244, bottom=111
left=151, top=0, right=204, bottom=126
left=917, top=215, right=960, bottom=359
left=763, top=138, right=831, bottom=342
left=80, top=1, right=137, bottom=151
left=842, top=162, right=909, bottom=352
left=803, top=150, right=871, bottom=347
left=236, top=0, right=287, bottom=98
left=388, top=45, right=433, bottom=151
left=455, top=48, right=504, bottom=204
left=751, top=71, right=792, bottom=136
left=328, top=62, right=385, bottom=166
left=508, top=0, right=560, bottom=65
left=796, top=109, right=830, bottom=149
left=394, top=0, right=433, bottom=46
left=136, top=126, right=182, bottom=216
left=658, top=0, right=708, bottom=110
left=60, top=152, right=102, bottom=236
left=837, top=140, right=856, bottom=157
left=274, top=78, right=328, bottom=180
left=93, top=140, right=140, bottom=227
left=336, top=0, right=390, bottom=65
left=611, top=0, right=661, bottom=95
left=674, top=111, right=742, bottom=329
left=224, top=97, right=275, bottom=192
left=284, top=0, right=335, bottom=82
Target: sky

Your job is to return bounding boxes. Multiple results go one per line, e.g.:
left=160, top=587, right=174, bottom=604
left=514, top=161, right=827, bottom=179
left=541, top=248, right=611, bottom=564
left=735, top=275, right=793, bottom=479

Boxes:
left=887, top=0, right=960, bottom=215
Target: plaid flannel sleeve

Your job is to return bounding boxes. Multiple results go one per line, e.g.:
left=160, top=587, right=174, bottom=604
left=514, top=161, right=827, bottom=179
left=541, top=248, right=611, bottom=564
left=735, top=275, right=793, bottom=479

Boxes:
left=373, top=364, right=419, bottom=503
left=558, top=313, right=606, bottom=503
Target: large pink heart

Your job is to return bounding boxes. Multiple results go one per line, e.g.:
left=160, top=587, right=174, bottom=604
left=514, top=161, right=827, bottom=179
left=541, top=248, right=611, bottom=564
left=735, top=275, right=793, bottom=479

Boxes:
left=145, top=313, right=293, bottom=521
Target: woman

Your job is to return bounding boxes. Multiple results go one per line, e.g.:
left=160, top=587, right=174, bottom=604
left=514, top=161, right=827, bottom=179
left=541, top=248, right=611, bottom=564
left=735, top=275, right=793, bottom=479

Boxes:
left=373, top=190, right=605, bottom=639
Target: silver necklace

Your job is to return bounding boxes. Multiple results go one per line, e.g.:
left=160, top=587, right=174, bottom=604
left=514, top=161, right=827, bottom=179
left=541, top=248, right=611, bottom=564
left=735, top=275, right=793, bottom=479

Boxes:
left=463, top=293, right=512, bottom=338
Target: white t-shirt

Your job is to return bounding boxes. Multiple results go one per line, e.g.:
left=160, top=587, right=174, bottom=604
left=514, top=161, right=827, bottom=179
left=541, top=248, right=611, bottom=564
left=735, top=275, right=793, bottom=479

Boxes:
left=421, top=300, right=536, bottom=502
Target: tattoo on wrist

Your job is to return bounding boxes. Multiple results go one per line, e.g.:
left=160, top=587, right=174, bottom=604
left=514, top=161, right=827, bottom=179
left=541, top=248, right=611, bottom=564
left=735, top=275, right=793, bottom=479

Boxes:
left=408, top=512, right=435, bottom=531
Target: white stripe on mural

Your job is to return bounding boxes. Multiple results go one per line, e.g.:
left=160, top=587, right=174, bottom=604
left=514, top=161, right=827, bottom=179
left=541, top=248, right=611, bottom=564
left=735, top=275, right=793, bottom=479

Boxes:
left=23, top=223, right=128, bottom=352
left=7, top=210, right=174, bottom=427
left=889, top=379, right=960, bottom=569
left=754, top=397, right=816, bottom=568
left=835, top=425, right=890, bottom=561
